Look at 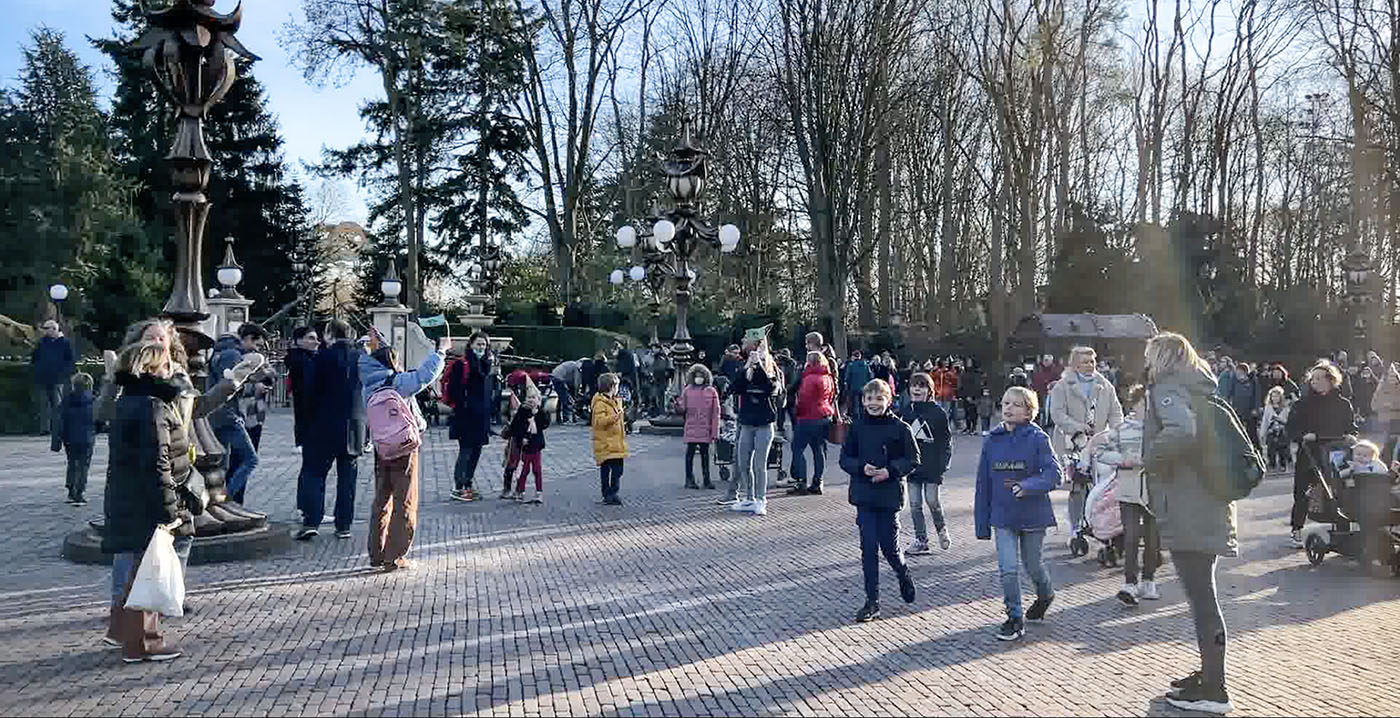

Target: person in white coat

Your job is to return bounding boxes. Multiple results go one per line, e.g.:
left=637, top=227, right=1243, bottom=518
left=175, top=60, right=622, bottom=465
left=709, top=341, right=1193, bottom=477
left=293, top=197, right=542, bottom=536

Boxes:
left=1258, top=385, right=1293, bottom=471
left=1049, top=346, right=1124, bottom=546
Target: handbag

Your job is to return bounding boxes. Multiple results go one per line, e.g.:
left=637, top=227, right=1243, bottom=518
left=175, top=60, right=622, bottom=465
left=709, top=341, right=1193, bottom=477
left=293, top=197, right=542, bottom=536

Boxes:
left=827, top=416, right=850, bottom=445
left=124, top=526, right=186, bottom=617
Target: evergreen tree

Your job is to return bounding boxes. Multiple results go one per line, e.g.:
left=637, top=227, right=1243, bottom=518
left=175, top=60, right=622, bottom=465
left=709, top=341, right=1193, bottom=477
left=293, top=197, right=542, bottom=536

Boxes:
left=0, top=28, right=148, bottom=345
left=1045, top=203, right=1131, bottom=314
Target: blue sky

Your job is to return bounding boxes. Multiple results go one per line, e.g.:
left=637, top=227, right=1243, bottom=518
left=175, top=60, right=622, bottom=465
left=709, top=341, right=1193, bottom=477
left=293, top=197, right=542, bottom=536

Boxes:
left=0, top=0, right=376, bottom=222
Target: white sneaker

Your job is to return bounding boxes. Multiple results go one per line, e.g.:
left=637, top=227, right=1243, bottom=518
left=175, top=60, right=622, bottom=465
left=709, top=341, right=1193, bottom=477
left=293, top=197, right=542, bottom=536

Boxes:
left=752, top=500, right=768, bottom=516
left=981, top=430, right=989, bottom=437
left=1288, top=529, right=1304, bottom=549
left=293, top=445, right=302, bottom=455
left=1116, top=582, right=1140, bottom=607
left=730, top=500, right=756, bottom=513
left=937, top=527, right=952, bottom=550
left=906, top=540, right=931, bottom=555
left=1139, top=580, right=1160, bottom=600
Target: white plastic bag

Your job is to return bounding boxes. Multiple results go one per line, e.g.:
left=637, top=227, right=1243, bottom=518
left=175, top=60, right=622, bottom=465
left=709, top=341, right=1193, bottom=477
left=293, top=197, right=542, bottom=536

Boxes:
left=123, top=527, right=185, bottom=617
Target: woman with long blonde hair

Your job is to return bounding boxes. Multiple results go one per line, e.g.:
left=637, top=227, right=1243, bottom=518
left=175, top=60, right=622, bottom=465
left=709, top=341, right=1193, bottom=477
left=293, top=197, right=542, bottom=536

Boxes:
left=728, top=338, right=781, bottom=515
left=1142, top=331, right=1236, bottom=715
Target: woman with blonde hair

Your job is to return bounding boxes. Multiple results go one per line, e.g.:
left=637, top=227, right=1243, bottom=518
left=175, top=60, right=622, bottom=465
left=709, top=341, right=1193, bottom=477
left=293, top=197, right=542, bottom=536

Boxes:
left=729, top=338, right=781, bottom=515
left=1142, top=331, right=1236, bottom=714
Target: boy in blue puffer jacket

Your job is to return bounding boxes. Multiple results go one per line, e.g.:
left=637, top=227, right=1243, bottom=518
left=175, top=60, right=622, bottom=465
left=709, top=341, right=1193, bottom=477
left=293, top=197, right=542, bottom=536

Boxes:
left=975, top=386, right=1063, bottom=641
left=840, top=379, right=921, bottom=623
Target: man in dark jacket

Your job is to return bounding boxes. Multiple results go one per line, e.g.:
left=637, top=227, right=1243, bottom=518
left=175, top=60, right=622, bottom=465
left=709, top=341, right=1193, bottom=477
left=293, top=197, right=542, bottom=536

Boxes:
left=286, top=326, right=320, bottom=452
left=839, top=378, right=920, bottom=623
left=51, top=372, right=97, bottom=505
left=31, top=319, right=75, bottom=435
left=296, top=319, right=365, bottom=541
left=207, top=323, right=268, bottom=505
left=842, top=350, right=873, bottom=416
left=1222, top=362, right=1262, bottom=447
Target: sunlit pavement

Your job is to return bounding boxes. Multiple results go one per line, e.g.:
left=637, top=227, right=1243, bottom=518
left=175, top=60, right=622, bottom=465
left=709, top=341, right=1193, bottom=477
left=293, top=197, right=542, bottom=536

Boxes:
left=0, top=412, right=1397, bottom=716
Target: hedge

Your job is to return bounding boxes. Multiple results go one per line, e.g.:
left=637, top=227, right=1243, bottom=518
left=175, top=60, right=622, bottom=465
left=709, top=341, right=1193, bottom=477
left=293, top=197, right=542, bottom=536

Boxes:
left=0, top=359, right=105, bottom=435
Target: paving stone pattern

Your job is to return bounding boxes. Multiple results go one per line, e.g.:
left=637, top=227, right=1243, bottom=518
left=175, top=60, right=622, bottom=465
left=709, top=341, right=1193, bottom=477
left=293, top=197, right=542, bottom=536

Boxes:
left=0, top=413, right=1398, bottom=716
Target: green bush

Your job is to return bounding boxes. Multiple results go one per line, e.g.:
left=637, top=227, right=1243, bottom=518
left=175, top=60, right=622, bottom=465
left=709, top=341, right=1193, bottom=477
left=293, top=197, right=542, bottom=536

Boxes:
left=0, top=359, right=106, bottom=435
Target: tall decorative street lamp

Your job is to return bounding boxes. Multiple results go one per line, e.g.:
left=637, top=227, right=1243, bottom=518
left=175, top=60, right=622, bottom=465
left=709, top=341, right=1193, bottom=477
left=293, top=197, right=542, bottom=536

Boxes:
left=216, top=237, right=245, bottom=298
left=1342, top=245, right=1374, bottom=358
left=48, top=283, right=68, bottom=324
left=381, top=259, right=405, bottom=307
left=290, top=238, right=312, bottom=327
left=614, top=120, right=741, bottom=361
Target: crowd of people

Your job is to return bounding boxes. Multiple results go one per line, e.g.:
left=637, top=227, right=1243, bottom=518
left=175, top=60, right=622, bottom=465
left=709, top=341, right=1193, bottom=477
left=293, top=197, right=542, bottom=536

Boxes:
left=29, top=311, right=1400, bottom=715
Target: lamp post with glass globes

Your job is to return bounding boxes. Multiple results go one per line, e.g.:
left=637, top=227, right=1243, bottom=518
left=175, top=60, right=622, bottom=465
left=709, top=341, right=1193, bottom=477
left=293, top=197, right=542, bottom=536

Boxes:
left=48, top=283, right=68, bottom=325
left=613, top=120, right=741, bottom=363
left=290, top=237, right=314, bottom=328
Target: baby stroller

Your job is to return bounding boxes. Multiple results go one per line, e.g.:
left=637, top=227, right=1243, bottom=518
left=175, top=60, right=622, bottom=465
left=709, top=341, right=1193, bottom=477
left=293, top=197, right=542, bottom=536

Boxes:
left=1085, top=461, right=1125, bottom=567
left=1299, top=439, right=1400, bottom=576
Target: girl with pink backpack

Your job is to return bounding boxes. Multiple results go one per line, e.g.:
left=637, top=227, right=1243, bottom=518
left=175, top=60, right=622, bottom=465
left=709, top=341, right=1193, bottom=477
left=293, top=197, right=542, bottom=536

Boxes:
left=358, top=329, right=449, bottom=571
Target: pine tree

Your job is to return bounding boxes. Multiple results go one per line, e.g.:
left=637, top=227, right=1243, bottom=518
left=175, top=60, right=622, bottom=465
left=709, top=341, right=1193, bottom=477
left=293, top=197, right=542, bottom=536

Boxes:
left=0, top=28, right=147, bottom=344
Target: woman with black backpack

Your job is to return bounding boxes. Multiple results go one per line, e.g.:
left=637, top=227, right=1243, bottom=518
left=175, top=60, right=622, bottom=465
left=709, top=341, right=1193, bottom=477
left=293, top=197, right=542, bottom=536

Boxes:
left=1142, top=332, right=1238, bottom=715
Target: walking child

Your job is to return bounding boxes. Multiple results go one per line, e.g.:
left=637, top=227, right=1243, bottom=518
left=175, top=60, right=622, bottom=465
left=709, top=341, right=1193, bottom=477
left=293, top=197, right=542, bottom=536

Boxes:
left=510, top=380, right=551, bottom=503
left=52, top=371, right=96, bottom=505
left=592, top=373, right=628, bottom=505
left=678, top=363, right=721, bottom=489
left=1093, top=385, right=1161, bottom=607
left=977, top=388, right=994, bottom=435
left=499, top=386, right=524, bottom=499
left=975, top=386, right=1062, bottom=641
left=840, top=379, right=921, bottom=623
left=898, top=373, right=952, bottom=554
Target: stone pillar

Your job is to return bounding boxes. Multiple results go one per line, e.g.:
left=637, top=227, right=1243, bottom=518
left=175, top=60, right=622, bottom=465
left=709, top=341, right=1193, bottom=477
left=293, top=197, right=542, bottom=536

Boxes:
left=206, top=294, right=254, bottom=338
left=368, top=302, right=412, bottom=362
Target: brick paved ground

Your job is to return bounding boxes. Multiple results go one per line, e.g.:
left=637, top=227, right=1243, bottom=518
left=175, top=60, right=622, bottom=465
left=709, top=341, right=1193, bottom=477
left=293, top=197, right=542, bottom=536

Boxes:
left=1, top=412, right=1398, bottom=716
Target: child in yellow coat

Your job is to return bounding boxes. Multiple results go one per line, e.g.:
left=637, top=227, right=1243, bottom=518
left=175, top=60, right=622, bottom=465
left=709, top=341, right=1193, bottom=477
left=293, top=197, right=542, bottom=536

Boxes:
left=591, top=373, right=629, bottom=505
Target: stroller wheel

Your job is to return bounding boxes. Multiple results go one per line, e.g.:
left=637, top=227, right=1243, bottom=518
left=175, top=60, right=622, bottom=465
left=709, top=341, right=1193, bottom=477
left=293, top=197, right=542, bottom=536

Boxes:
left=719, top=466, right=730, bottom=482
left=1305, top=534, right=1328, bottom=566
left=1071, top=536, right=1089, bottom=558
left=1106, top=548, right=1118, bottom=568
left=1096, top=548, right=1107, bottom=566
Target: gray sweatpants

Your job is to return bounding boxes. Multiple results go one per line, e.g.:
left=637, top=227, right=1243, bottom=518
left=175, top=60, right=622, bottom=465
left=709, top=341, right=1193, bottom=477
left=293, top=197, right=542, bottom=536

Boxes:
left=732, top=423, right=775, bottom=503
left=1173, top=550, right=1228, bottom=688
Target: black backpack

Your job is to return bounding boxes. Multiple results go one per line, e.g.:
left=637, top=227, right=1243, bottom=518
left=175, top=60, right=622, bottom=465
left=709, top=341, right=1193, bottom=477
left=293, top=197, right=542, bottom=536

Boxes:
left=1191, top=391, right=1267, bottom=501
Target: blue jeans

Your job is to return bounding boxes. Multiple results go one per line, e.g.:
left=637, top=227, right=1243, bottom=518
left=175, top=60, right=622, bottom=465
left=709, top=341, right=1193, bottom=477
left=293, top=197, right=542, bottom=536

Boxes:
left=214, top=421, right=259, bottom=504
left=735, top=423, right=775, bottom=502
left=112, top=534, right=193, bottom=603
left=908, top=481, right=945, bottom=542
left=994, top=527, right=1053, bottom=619
left=790, top=418, right=831, bottom=488
left=857, top=507, right=907, bottom=601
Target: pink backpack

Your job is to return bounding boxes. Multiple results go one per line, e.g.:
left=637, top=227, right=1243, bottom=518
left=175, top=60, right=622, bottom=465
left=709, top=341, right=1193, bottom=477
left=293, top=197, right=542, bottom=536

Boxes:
left=366, top=373, right=421, bottom=460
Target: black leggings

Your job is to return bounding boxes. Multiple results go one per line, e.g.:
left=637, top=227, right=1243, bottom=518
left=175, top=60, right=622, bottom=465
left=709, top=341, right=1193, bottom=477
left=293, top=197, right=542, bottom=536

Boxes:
left=685, top=443, right=711, bottom=484
left=600, top=459, right=624, bottom=499
left=1173, top=551, right=1228, bottom=688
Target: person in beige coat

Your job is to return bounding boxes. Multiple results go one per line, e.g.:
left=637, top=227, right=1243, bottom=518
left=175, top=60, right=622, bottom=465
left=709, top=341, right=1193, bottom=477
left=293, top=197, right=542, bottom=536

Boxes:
left=1049, top=346, right=1124, bottom=545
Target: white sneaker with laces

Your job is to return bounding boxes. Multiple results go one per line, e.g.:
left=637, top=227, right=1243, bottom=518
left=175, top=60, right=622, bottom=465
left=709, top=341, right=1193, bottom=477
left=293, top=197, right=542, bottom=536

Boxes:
left=1288, top=529, right=1304, bottom=549
left=1116, top=582, right=1139, bottom=607
left=752, top=500, right=768, bottom=516
left=937, top=527, right=952, bottom=550
left=906, top=540, right=931, bottom=555
left=730, top=500, right=756, bottom=513
left=1139, top=580, right=1160, bottom=600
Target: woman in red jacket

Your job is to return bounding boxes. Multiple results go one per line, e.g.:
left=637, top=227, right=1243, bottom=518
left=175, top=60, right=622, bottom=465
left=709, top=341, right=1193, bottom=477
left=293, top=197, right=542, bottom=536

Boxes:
left=789, top=351, right=838, bottom=496
left=933, top=360, right=960, bottom=416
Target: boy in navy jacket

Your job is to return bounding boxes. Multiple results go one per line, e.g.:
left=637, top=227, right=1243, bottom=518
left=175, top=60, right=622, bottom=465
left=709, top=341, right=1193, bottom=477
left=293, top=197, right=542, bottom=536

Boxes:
left=975, top=386, right=1062, bottom=641
left=897, top=372, right=953, bottom=554
left=51, top=372, right=96, bottom=505
left=840, top=378, right=921, bottom=623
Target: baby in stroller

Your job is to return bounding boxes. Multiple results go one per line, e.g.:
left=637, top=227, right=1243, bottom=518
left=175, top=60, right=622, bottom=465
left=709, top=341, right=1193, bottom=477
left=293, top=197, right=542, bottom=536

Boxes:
left=1302, top=438, right=1400, bottom=576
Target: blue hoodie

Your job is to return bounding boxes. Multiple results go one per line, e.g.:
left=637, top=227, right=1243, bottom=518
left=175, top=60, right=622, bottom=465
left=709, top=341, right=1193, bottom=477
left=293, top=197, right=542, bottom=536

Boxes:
left=207, top=334, right=245, bottom=429
left=974, top=421, right=1062, bottom=539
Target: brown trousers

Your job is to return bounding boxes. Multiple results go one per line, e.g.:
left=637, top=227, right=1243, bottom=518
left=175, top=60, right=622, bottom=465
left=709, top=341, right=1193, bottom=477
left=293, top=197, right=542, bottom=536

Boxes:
left=116, top=556, right=165, bottom=660
left=370, top=451, right=419, bottom=566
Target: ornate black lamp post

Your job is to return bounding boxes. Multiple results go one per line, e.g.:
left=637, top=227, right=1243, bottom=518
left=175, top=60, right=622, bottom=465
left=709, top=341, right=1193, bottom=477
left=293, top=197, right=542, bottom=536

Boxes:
left=614, top=121, right=740, bottom=362
left=1343, top=245, right=1374, bottom=358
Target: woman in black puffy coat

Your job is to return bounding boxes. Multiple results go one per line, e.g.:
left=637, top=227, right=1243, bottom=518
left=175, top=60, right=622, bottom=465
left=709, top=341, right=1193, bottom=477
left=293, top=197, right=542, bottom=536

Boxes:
left=105, top=341, right=199, bottom=664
